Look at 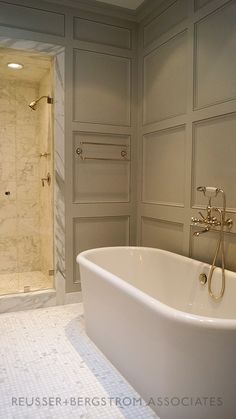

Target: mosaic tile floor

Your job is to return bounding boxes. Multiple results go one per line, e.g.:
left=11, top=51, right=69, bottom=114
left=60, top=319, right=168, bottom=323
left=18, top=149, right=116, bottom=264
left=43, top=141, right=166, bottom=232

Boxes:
left=0, top=271, right=53, bottom=295
left=0, top=303, right=158, bottom=419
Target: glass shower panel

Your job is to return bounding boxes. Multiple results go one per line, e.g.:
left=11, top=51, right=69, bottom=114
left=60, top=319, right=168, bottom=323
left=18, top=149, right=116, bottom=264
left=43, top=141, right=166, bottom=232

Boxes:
left=0, top=48, right=54, bottom=295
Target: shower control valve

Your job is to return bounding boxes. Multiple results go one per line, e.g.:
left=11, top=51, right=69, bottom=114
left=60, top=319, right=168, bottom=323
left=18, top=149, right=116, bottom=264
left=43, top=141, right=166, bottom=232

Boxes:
left=41, top=173, right=51, bottom=187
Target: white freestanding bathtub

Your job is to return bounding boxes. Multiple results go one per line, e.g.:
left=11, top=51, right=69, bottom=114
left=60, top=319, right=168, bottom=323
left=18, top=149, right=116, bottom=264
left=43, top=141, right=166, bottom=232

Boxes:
left=77, top=247, right=236, bottom=419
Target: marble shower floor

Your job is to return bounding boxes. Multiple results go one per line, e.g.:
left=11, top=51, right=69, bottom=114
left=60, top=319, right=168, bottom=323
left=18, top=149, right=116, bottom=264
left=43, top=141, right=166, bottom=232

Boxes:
left=0, top=271, right=53, bottom=295
left=0, top=303, right=158, bottom=419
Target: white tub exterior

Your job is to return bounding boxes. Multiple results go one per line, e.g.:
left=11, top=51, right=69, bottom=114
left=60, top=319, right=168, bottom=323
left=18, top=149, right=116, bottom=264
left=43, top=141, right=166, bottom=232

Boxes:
left=77, top=246, right=236, bottom=419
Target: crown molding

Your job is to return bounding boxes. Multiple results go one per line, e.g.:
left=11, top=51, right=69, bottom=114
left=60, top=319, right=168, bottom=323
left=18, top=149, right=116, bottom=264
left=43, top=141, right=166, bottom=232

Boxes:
left=1, top=0, right=165, bottom=24
left=44, top=0, right=138, bottom=20
left=136, top=0, right=165, bottom=22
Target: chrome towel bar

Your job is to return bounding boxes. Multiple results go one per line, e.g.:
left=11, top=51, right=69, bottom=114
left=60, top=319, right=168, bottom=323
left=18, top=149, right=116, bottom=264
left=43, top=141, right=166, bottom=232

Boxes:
left=75, top=141, right=130, bottom=161
left=79, top=141, right=128, bottom=148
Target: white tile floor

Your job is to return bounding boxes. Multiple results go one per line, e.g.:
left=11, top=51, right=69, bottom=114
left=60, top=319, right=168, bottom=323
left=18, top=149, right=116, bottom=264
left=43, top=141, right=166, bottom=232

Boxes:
left=0, top=303, right=158, bottom=419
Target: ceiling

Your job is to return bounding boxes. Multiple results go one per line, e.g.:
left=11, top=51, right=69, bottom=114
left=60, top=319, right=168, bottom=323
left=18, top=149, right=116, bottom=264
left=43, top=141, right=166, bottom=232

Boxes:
left=94, top=0, right=145, bottom=10
left=0, top=48, right=52, bottom=83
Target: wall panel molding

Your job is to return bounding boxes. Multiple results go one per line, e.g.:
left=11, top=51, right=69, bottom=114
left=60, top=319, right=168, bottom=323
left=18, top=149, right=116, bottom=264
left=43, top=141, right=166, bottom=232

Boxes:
left=143, top=0, right=188, bottom=48
left=141, top=216, right=184, bottom=254
left=73, top=131, right=131, bottom=203
left=73, top=48, right=131, bottom=126
left=194, top=0, right=214, bottom=10
left=138, top=0, right=236, bottom=270
left=142, top=125, right=186, bottom=206
left=73, top=215, right=130, bottom=283
left=194, top=0, right=236, bottom=110
left=73, top=16, right=131, bottom=49
left=190, top=227, right=236, bottom=271
left=0, top=1, right=65, bottom=36
left=192, top=112, right=236, bottom=210
left=143, top=30, right=188, bottom=125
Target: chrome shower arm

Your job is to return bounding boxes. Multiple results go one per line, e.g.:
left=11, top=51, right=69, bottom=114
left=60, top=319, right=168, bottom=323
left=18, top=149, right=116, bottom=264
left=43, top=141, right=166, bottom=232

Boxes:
left=29, top=95, right=53, bottom=110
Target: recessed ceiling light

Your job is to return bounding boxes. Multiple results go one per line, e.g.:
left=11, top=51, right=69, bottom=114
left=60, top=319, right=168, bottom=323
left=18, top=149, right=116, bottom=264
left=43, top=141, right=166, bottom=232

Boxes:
left=7, top=62, right=24, bottom=70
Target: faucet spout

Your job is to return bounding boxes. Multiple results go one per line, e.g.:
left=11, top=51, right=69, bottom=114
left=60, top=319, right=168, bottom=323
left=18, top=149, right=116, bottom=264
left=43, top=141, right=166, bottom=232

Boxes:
left=193, top=227, right=210, bottom=236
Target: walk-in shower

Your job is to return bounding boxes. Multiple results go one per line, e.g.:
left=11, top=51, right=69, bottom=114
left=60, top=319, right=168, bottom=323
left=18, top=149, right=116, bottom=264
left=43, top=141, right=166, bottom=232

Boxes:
left=0, top=47, right=54, bottom=295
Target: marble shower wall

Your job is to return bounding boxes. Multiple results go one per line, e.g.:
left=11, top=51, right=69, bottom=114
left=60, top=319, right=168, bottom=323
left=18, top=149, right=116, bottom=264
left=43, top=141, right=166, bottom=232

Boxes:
left=0, top=77, right=41, bottom=274
left=38, top=69, right=54, bottom=280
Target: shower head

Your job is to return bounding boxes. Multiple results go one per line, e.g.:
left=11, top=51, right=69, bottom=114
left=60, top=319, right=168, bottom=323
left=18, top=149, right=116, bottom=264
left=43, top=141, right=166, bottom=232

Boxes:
left=29, top=100, right=37, bottom=110
left=28, top=95, right=53, bottom=111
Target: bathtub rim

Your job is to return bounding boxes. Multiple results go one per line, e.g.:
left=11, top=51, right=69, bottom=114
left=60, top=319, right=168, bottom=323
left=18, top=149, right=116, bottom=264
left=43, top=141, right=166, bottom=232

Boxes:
left=77, top=246, right=236, bottom=330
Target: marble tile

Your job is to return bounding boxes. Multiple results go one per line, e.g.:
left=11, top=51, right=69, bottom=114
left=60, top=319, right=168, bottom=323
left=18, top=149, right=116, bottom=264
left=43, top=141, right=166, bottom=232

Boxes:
left=17, top=235, right=41, bottom=272
left=0, top=78, right=42, bottom=276
left=0, top=304, right=158, bottom=418
left=0, top=160, right=16, bottom=181
left=55, top=270, right=65, bottom=305
left=0, top=184, right=17, bottom=237
left=0, top=238, right=18, bottom=273
left=0, top=217, right=17, bottom=237
left=15, top=82, right=39, bottom=120
left=0, top=272, right=18, bottom=294
left=0, top=200, right=17, bottom=220
left=0, top=127, right=16, bottom=161
left=17, top=199, right=39, bottom=219
left=16, top=136, right=39, bottom=159
left=16, top=157, right=39, bottom=183
left=0, top=181, right=16, bottom=202
left=37, top=70, right=54, bottom=279
left=65, top=291, right=83, bottom=304
left=17, top=181, right=40, bottom=203
left=0, top=40, right=66, bottom=305
left=17, top=217, right=39, bottom=236
left=0, top=270, right=53, bottom=296
left=54, top=51, right=65, bottom=181
left=0, top=289, right=56, bottom=313
left=54, top=50, right=66, bottom=303
left=18, top=270, right=53, bottom=291
left=15, top=122, right=37, bottom=141
left=0, top=37, right=64, bottom=55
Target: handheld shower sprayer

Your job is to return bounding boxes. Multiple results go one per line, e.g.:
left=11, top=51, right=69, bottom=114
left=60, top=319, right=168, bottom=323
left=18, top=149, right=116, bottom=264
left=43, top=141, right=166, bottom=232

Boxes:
left=191, top=186, right=233, bottom=300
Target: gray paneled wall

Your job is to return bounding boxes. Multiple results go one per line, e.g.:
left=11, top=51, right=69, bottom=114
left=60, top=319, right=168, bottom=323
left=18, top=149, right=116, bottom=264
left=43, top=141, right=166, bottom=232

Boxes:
left=72, top=10, right=137, bottom=287
left=0, top=0, right=235, bottom=293
left=0, top=1, right=65, bottom=36
left=138, top=0, right=236, bottom=270
left=143, top=30, right=188, bottom=124
left=73, top=17, right=131, bottom=49
left=73, top=49, right=131, bottom=125
left=0, top=0, right=137, bottom=292
left=74, top=216, right=130, bottom=283
left=73, top=132, right=130, bottom=203
left=142, top=126, right=186, bottom=205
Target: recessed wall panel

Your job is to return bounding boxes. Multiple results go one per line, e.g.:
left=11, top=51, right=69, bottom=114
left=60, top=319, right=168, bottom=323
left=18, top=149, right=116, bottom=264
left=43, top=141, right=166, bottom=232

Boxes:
left=74, top=216, right=130, bottom=283
left=192, top=114, right=236, bottom=209
left=73, top=133, right=130, bottom=203
left=143, top=31, right=188, bottom=124
left=194, top=0, right=214, bottom=11
left=73, top=17, right=131, bottom=49
left=142, top=126, right=186, bottom=205
left=144, top=0, right=188, bottom=47
left=0, top=2, right=64, bottom=36
left=73, top=49, right=131, bottom=125
left=194, top=1, right=236, bottom=108
left=191, top=227, right=236, bottom=272
left=141, top=217, right=184, bottom=254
